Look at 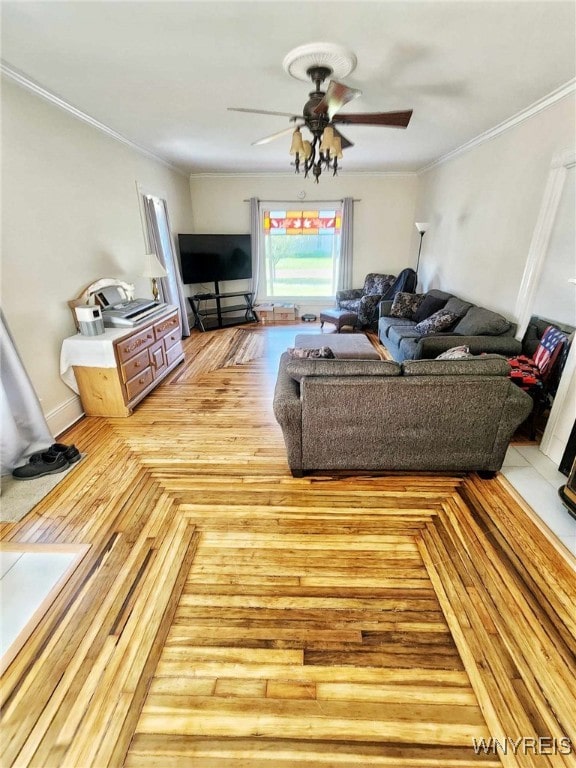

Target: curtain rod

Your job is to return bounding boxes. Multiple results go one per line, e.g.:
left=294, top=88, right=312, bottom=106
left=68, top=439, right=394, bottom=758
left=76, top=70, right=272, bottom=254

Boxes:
left=243, top=198, right=361, bottom=203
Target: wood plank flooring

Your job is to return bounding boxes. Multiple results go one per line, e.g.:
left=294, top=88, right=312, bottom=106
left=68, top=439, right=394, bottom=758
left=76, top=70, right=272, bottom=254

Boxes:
left=1, top=323, right=575, bottom=767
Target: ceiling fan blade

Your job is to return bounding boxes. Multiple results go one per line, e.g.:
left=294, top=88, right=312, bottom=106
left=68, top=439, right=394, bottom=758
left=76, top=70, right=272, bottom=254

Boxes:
left=228, top=107, right=302, bottom=119
left=331, top=126, right=354, bottom=150
left=314, top=80, right=361, bottom=120
left=332, top=110, right=413, bottom=128
left=252, top=124, right=303, bottom=146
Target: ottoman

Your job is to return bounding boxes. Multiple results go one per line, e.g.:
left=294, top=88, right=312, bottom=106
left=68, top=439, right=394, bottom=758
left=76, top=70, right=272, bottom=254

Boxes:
left=294, top=333, right=380, bottom=360
left=319, top=308, right=358, bottom=332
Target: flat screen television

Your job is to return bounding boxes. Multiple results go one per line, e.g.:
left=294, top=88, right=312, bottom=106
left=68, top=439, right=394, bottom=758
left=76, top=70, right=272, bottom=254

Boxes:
left=178, top=233, right=252, bottom=284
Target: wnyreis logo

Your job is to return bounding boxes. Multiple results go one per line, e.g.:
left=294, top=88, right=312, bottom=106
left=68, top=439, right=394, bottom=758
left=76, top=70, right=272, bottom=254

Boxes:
left=472, top=737, right=573, bottom=756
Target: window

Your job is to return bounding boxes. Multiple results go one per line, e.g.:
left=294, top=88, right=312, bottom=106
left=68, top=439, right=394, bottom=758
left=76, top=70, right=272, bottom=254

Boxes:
left=261, top=205, right=343, bottom=298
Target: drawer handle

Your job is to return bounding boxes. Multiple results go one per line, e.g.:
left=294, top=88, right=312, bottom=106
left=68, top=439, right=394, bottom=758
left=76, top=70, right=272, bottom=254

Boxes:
left=139, top=377, right=145, bottom=384
left=134, top=362, right=141, bottom=368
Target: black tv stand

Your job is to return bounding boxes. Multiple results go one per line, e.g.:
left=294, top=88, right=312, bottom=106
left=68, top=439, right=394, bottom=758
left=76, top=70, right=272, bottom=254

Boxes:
left=188, top=281, right=257, bottom=332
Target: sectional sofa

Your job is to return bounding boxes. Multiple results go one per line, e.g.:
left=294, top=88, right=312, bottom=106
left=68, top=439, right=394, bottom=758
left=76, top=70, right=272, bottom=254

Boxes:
left=378, top=289, right=522, bottom=362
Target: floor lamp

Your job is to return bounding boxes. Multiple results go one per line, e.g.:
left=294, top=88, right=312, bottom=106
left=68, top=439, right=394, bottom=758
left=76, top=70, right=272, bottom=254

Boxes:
left=414, top=222, right=430, bottom=279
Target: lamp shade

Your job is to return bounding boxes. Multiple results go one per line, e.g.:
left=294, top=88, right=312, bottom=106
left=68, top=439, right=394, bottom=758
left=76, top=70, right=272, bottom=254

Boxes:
left=289, top=128, right=304, bottom=155
left=143, top=252, right=167, bottom=279
left=415, top=222, right=430, bottom=235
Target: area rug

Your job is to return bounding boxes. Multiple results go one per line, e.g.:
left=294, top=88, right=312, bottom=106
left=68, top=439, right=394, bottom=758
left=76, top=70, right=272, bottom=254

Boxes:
left=0, top=456, right=85, bottom=524
left=172, top=327, right=265, bottom=382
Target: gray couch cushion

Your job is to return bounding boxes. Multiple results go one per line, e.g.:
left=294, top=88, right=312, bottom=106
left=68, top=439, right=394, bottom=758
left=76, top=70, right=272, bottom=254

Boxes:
left=443, top=297, right=474, bottom=318
left=412, top=293, right=449, bottom=323
left=378, top=317, right=415, bottom=338
left=426, top=289, right=454, bottom=302
left=453, top=306, right=511, bottom=336
left=398, top=337, right=420, bottom=360
left=286, top=357, right=401, bottom=382
left=388, top=325, right=421, bottom=346
left=401, top=355, right=511, bottom=377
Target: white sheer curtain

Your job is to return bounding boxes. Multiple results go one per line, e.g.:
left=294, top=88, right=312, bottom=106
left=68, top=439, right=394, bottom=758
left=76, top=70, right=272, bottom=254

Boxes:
left=1, top=310, right=53, bottom=475
left=336, top=196, right=354, bottom=292
left=143, top=195, right=191, bottom=336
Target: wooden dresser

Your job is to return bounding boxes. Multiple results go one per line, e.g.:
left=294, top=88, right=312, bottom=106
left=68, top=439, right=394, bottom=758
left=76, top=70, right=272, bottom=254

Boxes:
left=64, top=307, right=184, bottom=417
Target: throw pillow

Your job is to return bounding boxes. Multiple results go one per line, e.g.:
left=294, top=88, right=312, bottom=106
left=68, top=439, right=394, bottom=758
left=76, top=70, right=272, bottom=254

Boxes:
left=443, top=297, right=474, bottom=319
left=453, top=306, right=511, bottom=336
left=412, top=294, right=449, bottom=323
left=414, top=309, right=460, bottom=336
left=287, top=346, right=335, bottom=359
left=390, top=292, right=425, bottom=319
left=436, top=345, right=472, bottom=360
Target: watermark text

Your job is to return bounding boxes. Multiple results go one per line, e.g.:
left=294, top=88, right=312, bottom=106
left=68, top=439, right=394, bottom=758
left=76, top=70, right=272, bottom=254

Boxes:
left=472, top=737, right=573, bottom=756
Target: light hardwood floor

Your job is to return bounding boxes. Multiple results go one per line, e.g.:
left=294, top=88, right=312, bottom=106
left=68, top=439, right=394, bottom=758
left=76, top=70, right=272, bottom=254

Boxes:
left=1, top=323, right=575, bottom=768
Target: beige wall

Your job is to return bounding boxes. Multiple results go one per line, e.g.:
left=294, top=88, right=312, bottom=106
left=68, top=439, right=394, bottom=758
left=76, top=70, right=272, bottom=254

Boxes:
left=414, top=94, right=576, bottom=319
left=3, top=75, right=574, bottom=445
left=1, top=79, right=194, bottom=432
left=188, top=173, right=419, bottom=307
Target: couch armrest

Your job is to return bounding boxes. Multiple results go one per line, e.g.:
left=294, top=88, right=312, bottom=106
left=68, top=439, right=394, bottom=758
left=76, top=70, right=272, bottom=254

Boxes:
left=272, top=353, right=303, bottom=475
left=336, top=288, right=363, bottom=306
left=379, top=299, right=394, bottom=319
left=415, top=335, right=523, bottom=359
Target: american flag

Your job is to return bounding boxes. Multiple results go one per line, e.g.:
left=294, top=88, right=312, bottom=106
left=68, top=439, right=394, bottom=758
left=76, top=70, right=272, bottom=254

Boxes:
left=533, top=325, right=567, bottom=375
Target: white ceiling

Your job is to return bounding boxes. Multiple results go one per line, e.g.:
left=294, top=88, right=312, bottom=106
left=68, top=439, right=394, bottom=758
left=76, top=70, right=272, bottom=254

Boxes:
left=1, top=1, right=575, bottom=176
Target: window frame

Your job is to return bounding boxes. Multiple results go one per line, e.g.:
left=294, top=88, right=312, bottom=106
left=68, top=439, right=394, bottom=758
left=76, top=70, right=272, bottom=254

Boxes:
left=257, top=201, right=343, bottom=302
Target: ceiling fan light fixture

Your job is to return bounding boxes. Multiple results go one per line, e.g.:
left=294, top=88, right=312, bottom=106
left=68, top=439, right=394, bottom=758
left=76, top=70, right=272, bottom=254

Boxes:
left=289, top=127, right=304, bottom=155
left=319, top=125, right=334, bottom=153
left=232, top=44, right=413, bottom=183
left=331, top=135, right=343, bottom=159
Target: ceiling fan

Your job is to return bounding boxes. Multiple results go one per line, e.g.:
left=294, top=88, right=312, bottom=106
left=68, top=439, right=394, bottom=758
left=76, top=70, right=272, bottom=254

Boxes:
left=228, top=45, right=413, bottom=182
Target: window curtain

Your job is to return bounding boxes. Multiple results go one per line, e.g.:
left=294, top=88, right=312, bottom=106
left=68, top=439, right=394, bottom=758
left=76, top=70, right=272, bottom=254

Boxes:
left=1, top=310, right=53, bottom=476
left=143, top=195, right=191, bottom=336
left=336, top=196, right=354, bottom=292
left=250, top=197, right=261, bottom=299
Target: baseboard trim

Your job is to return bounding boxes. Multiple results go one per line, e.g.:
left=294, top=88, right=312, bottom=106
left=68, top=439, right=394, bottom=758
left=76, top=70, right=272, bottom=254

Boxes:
left=46, top=396, right=85, bottom=438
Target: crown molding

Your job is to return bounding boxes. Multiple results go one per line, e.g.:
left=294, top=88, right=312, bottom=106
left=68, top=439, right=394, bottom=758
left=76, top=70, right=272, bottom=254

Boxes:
left=5, top=58, right=572, bottom=182
left=418, top=78, right=576, bottom=174
left=188, top=170, right=418, bottom=179
left=1, top=61, right=187, bottom=177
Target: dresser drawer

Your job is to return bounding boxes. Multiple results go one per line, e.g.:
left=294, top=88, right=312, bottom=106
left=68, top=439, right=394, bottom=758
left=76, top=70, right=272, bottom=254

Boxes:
left=120, top=348, right=150, bottom=383
left=163, top=326, right=181, bottom=350
left=154, top=312, right=179, bottom=341
left=166, top=340, right=184, bottom=367
left=116, top=327, right=155, bottom=363
left=124, top=367, right=154, bottom=401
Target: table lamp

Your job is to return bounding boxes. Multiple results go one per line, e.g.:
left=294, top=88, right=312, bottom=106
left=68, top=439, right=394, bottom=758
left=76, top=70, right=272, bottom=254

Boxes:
left=143, top=252, right=167, bottom=302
